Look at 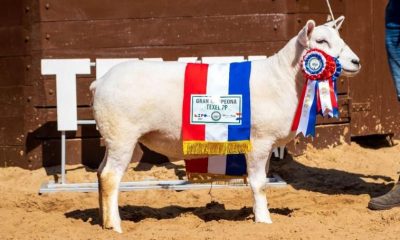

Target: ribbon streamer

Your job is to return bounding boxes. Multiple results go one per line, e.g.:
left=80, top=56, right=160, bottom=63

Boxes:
left=291, top=49, right=342, bottom=137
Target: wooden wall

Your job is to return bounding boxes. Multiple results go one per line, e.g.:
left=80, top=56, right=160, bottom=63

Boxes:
left=0, top=0, right=36, bottom=168
left=345, top=0, right=400, bottom=137
left=0, top=0, right=397, bottom=169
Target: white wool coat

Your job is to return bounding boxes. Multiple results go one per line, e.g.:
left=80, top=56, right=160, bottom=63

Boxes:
left=91, top=38, right=301, bottom=160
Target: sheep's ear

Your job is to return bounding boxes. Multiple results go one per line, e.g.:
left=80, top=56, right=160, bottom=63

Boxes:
left=325, top=15, right=345, bottom=30
left=297, top=20, right=316, bottom=47
left=334, top=16, right=345, bottom=29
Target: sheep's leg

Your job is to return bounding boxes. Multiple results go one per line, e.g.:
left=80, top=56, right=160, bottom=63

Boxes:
left=246, top=140, right=273, bottom=223
left=98, top=141, right=135, bottom=233
left=97, top=149, right=108, bottom=225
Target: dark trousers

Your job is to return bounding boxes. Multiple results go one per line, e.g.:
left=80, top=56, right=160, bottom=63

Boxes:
left=386, top=0, right=400, bottom=101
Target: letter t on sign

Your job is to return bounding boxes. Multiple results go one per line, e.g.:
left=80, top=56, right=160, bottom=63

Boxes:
left=41, top=59, right=91, bottom=131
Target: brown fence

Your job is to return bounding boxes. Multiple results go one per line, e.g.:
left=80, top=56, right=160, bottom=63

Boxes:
left=0, top=0, right=398, bottom=169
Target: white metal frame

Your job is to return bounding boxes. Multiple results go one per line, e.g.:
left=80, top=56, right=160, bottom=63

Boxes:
left=59, top=120, right=97, bottom=185
left=39, top=174, right=287, bottom=193
left=39, top=56, right=286, bottom=194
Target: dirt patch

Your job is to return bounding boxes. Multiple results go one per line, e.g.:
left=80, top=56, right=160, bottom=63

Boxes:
left=1, top=141, right=400, bottom=239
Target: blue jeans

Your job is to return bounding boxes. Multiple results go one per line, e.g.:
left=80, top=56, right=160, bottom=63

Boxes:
left=386, top=0, right=400, bottom=101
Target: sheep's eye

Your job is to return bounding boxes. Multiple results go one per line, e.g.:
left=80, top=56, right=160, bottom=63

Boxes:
left=316, top=39, right=329, bottom=45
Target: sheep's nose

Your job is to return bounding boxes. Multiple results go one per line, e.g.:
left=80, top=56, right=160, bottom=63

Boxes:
left=351, top=59, right=360, bottom=66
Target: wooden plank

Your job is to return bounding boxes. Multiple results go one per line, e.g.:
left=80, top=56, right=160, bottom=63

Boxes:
left=0, top=146, right=25, bottom=168
left=26, top=138, right=106, bottom=169
left=39, top=0, right=288, bottom=21
left=291, top=13, right=346, bottom=31
left=37, top=41, right=286, bottom=60
left=26, top=137, right=170, bottom=169
left=286, top=123, right=351, bottom=156
left=0, top=0, right=24, bottom=27
left=0, top=117, right=25, bottom=146
left=42, top=77, right=93, bottom=107
left=38, top=0, right=344, bottom=22
left=35, top=14, right=291, bottom=50
left=37, top=107, right=94, bottom=121
left=34, top=122, right=100, bottom=139
left=336, top=77, right=349, bottom=94
left=32, top=12, right=336, bottom=52
left=316, top=95, right=350, bottom=125
left=0, top=26, right=30, bottom=57
left=345, top=0, right=380, bottom=137
left=23, top=106, right=91, bottom=132
left=288, top=0, right=344, bottom=14
left=0, top=57, right=31, bottom=87
left=36, top=13, right=335, bottom=51
left=26, top=51, right=45, bottom=87
left=26, top=106, right=98, bottom=140
left=0, top=87, right=25, bottom=118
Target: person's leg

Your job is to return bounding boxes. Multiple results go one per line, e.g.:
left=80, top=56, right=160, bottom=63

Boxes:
left=386, top=29, right=400, bottom=101
left=385, top=0, right=400, bottom=101
left=369, top=177, right=400, bottom=210
left=368, top=1, right=400, bottom=210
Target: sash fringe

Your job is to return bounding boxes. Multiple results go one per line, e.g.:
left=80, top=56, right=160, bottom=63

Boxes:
left=183, top=140, right=252, bottom=155
left=186, top=172, right=248, bottom=184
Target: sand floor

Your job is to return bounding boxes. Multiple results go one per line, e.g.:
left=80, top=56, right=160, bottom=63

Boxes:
left=1, top=139, right=400, bottom=239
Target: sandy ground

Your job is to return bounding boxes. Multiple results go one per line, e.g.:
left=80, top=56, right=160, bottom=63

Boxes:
left=1, top=139, right=400, bottom=240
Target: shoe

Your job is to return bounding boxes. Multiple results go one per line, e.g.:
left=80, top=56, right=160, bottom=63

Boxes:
left=368, top=181, right=400, bottom=210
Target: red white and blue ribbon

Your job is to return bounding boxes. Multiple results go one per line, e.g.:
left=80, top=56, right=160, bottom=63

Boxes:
left=291, top=49, right=342, bottom=137
left=182, top=62, right=252, bottom=155
left=185, top=154, right=247, bottom=177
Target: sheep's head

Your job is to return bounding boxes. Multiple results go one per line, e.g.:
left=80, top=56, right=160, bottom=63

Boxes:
left=297, top=16, right=361, bottom=77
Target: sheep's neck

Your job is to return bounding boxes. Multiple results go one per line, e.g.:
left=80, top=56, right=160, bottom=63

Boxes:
left=273, top=37, right=305, bottom=88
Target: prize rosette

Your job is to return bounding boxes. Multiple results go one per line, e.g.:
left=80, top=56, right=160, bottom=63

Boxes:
left=332, top=58, right=342, bottom=81
left=291, top=49, right=342, bottom=137
left=302, top=49, right=336, bottom=80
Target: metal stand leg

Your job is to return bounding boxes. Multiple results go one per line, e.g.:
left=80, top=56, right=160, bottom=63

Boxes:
left=279, top=146, right=285, bottom=159
left=61, top=131, right=66, bottom=185
left=272, top=148, right=279, bottom=158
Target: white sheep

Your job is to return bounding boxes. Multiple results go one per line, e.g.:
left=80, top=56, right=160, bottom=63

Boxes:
left=90, top=16, right=361, bottom=232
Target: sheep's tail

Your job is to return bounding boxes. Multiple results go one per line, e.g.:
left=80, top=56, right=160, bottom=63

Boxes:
left=89, top=80, right=97, bottom=106
left=89, top=80, right=97, bottom=92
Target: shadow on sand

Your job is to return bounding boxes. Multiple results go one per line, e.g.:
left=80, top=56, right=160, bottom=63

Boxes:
left=65, top=201, right=297, bottom=225
left=273, top=154, right=395, bottom=198
left=65, top=136, right=398, bottom=224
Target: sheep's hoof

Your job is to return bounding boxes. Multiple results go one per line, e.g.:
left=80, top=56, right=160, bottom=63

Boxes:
left=103, top=219, right=123, bottom=233
left=113, top=226, right=123, bottom=234
left=255, top=216, right=273, bottom=224
left=104, top=225, right=123, bottom=233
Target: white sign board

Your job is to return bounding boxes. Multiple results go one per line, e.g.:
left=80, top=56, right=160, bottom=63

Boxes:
left=41, top=59, right=91, bottom=131
left=190, top=95, right=242, bottom=125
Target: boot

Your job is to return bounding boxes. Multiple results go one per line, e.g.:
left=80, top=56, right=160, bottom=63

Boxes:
left=368, top=179, right=400, bottom=210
